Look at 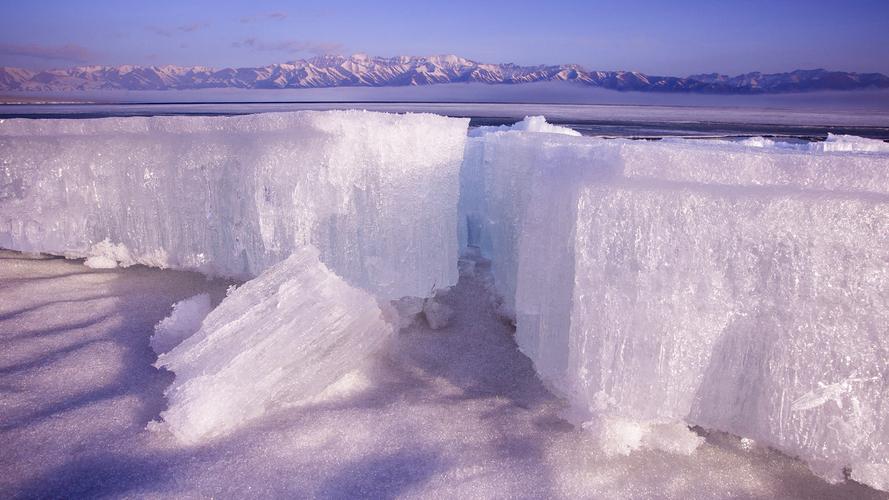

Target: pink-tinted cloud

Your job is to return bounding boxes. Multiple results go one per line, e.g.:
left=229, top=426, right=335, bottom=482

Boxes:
left=232, top=38, right=342, bottom=56
left=0, top=43, right=96, bottom=63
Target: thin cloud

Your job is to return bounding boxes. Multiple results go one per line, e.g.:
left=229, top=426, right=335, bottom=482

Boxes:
left=0, top=43, right=96, bottom=63
left=240, top=12, right=289, bottom=23
left=146, top=23, right=209, bottom=37
left=232, top=38, right=342, bottom=56
left=178, top=23, right=207, bottom=33
left=146, top=26, right=172, bottom=37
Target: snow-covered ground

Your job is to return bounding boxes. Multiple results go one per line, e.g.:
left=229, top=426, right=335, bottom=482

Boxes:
left=1, top=249, right=886, bottom=499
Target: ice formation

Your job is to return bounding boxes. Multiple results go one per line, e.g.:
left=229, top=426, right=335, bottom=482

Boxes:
left=0, top=110, right=468, bottom=299
left=3, top=109, right=888, bottom=491
left=422, top=296, right=454, bottom=330
left=680, top=132, right=889, bottom=154
left=458, top=116, right=582, bottom=316
left=155, top=246, right=393, bottom=443
left=467, top=115, right=582, bottom=137
left=461, top=121, right=889, bottom=487
left=150, top=293, right=212, bottom=355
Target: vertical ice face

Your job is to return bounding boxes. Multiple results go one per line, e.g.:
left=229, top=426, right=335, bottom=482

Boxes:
left=458, top=117, right=591, bottom=317
left=565, top=182, right=889, bottom=473
left=463, top=124, right=889, bottom=486
left=155, top=246, right=393, bottom=443
left=0, top=110, right=469, bottom=299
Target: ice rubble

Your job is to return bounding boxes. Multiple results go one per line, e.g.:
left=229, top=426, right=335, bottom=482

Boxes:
left=461, top=120, right=889, bottom=487
left=467, top=115, right=582, bottom=137
left=0, top=110, right=468, bottom=299
left=679, top=132, right=889, bottom=153
left=155, top=246, right=393, bottom=443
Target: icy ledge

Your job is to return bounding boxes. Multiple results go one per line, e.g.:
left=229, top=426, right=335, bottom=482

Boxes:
left=461, top=119, right=889, bottom=489
left=0, top=110, right=468, bottom=299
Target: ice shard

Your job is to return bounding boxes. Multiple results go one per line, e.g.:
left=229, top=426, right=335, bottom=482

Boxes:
left=155, top=246, right=393, bottom=443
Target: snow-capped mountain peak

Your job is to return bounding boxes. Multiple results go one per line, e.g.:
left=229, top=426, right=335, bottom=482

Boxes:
left=1, top=55, right=886, bottom=93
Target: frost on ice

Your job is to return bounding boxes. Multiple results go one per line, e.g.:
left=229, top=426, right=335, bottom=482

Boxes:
left=461, top=121, right=889, bottom=487
left=155, top=246, right=393, bottom=443
left=0, top=110, right=468, bottom=299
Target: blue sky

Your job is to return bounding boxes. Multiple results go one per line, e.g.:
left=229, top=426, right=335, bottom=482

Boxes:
left=2, top=0, right=888, bottom=75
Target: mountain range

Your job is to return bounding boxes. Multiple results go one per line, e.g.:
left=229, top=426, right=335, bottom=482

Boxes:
left=2, top=54, right=887, bottom=94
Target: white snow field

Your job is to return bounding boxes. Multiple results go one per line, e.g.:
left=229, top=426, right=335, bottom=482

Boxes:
left=1, top=111, right=889, bottom=496
left=461, top=120, right=889, bottom=489
left=0, top=110, right=468, bottom=299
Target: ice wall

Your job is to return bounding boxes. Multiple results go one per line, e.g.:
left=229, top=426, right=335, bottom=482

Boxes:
left=458, top=117, right=583, bottom=316
left=461, top=124, right=889, bottom=487
left=156, top=246, right=393, bottom=443
left=0, top=110, right=468, bottom=299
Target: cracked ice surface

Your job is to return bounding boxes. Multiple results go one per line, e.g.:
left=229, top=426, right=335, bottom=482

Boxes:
left=0, top=110, right=469, bottom=299
left=461, top=121, right=889, bottom=489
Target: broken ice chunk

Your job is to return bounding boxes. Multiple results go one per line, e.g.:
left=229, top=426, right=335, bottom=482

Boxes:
left=423, top=297, right=454, bottom=330
left=150, top=293, right=212, bottom=355
left=155, top=246, right=393, bottom=443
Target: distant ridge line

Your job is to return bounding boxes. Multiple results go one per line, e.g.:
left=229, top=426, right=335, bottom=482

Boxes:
left=1, top=54, right=887, bottom=93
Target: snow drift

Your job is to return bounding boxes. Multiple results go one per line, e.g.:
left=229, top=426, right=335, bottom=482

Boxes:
left=461, top=122, right=889, bottom=487
left=0, top=110, right=468, bottom=299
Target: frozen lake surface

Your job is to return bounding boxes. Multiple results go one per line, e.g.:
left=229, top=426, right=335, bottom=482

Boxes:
left=3, top=85, right=889, bottom=139
left=1, top=250, right=885, bottom=499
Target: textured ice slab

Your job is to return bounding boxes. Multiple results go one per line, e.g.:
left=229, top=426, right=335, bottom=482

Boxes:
left=461, top=123, right=889, bottom=487
left=0, top=110, right=468, bottom=299
left=458, top=117, right=583, bottom=316
left=155, top=246, right=393, bottom=443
